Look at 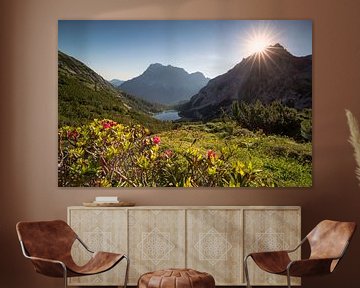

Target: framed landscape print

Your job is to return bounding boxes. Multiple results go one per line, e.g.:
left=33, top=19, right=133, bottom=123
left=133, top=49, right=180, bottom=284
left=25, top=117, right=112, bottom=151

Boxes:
left=58, top=20, right=312, bottom=187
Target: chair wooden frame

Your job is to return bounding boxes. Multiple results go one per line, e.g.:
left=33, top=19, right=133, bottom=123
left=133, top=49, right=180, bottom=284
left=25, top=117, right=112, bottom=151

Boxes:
left=243, top=220, right=356, bottom=288
left=16, top=220, right=129, bottom=288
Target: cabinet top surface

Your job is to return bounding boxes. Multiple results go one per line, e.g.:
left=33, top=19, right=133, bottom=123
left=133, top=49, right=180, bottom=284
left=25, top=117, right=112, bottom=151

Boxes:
left=68, top=205, right=301, bottom=210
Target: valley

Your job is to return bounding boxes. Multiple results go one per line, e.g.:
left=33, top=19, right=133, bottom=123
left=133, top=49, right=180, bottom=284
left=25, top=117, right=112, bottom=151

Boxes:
left=58, top=44, right=312, bottom=187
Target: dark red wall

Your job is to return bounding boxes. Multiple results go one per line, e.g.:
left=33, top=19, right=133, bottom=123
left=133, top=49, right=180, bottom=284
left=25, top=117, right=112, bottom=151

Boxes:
left=1, top=0, right=360, bottom=287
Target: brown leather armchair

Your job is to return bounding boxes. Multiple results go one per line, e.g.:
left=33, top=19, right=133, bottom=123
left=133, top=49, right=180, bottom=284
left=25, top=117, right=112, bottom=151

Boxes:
left=244, top=220, right=356, bottom=288
left=16, top=220, right=129, bottom=288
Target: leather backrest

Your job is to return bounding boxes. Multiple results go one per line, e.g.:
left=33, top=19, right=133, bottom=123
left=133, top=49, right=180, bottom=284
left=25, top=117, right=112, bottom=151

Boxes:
left=307, top=220, right=356, bottom=260
left=16, top=220, right=77, bottom=261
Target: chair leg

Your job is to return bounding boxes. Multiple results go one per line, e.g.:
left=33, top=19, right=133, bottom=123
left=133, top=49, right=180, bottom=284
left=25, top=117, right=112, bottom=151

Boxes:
left=123, top=255, right=130, bottom=288
left=62, top=264, right=68, bottom=288
left=244, top=255, right=252, bottom=288
left=286, top=269, right=291, bottom=288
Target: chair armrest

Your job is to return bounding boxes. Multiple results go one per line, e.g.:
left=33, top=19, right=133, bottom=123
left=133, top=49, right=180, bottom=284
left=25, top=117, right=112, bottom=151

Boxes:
left=247, top=250, right=290, bottom=258
left=285, top=237, right=307, bottom=253
left=246, top=251, right=291, bottom=274
left=287, top=258, right=335, bottom=277
left=26, top=255, right=65, bottom=265
left=19, top=240, right=67, bottom=277
left=245, top=237, right=307, bottom=260
left=76, top=236, right=94, bottom=253
left=246, top=236, right=306, bottom=258
left=25, top=255, right=67, bottom=278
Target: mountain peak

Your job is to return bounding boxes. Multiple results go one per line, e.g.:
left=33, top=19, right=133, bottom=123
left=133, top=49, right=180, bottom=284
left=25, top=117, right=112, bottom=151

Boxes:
left=148, top=63, right=163, bottom=69
left=265, top=43, right=292, bottom=56
left=240, top=43, right=293, bottom=65
left=179, top=43, right=312, bottom=120
left=120, top=64, right=210, bottom=105
left=271, top=43, right=285, bottom=49
left=146, top=63, right=187, bottom=74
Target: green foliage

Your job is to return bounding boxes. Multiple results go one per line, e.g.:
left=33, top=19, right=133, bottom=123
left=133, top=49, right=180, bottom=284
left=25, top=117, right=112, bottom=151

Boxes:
left=300, top=119, right=312, bottom=141
left=158, top=121, right=312, bottom=187
left=58, top=76, right=173, bottom=133
left=231, top=100, right=312, bottom=141
left=58, top=119, right=265, bottom=187
left=120, top=91, right=169, bottom=114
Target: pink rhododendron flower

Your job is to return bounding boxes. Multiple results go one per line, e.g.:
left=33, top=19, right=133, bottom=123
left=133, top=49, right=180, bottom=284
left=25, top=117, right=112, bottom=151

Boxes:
left=152, top=136, right=161, bottom=145
left=67, top=130, right=79, bottom=141
left=102, top=120, right=117, bottom=129
left=207, top=149, right=216, bottom=159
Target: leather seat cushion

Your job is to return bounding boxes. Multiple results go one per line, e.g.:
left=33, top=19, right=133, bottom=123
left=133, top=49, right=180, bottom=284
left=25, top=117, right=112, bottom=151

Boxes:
left=138, top=268, right=215, bottom=288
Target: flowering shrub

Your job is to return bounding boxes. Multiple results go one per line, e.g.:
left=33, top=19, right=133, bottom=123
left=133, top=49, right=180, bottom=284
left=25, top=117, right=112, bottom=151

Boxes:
left=152, top=136, right=161, bottom=145
left=58, top=119, right=267, bottom=187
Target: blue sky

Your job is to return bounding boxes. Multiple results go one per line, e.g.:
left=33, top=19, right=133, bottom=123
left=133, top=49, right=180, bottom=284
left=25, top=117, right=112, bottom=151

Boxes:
left=58, top=20, right=312, bottom=81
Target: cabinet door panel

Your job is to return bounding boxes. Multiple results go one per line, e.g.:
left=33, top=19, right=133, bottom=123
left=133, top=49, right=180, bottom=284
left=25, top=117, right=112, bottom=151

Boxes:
left=68, top=209, right=127, bottom=286
left=244, top=209, right=301, bottom=286
left=187, top=209, right=243, bottom=285
left=128, top=209, right=186, bottom=284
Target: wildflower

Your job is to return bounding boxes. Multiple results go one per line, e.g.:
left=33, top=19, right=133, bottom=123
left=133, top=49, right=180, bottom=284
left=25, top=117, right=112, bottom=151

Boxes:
left=103, top=123, right=111, bottom=129
left=102, top=120, right=117, bottom=129
left=152, top=136, right=161, bottom=145
left=67, top=130, right=79, bottom=141
left=207, top=149, right=216, bottom=159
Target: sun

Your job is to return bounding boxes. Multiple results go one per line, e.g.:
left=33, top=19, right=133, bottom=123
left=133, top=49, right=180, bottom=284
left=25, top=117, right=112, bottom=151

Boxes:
left=247, top=35, right=271, bottom=54
left=243, top=25, right=279, bottom=56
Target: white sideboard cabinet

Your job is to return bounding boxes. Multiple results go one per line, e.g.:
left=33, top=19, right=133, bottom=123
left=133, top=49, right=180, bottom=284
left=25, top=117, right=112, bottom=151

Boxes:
left=67, top=206, right=301, bottom=286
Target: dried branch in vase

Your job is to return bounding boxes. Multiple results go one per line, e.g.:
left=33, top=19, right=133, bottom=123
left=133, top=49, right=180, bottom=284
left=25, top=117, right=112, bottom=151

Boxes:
left=346, top=109, right=360, bottom=186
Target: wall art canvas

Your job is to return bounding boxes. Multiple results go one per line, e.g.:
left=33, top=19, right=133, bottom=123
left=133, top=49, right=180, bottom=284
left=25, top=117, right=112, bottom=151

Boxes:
left=58, top=20, right=312, bottom=187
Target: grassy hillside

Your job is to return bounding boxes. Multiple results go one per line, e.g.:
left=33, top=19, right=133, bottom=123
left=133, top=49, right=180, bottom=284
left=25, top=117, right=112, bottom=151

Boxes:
left=58, top=51, right=171, bottom=132
left=157, top=121, right=312, bottom=187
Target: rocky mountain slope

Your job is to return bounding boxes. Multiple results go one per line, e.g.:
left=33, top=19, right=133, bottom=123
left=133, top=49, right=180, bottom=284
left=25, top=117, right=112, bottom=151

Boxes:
left=120, top=63, right=210, bottom=105
left=179, top=43, right=312, bottom=120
